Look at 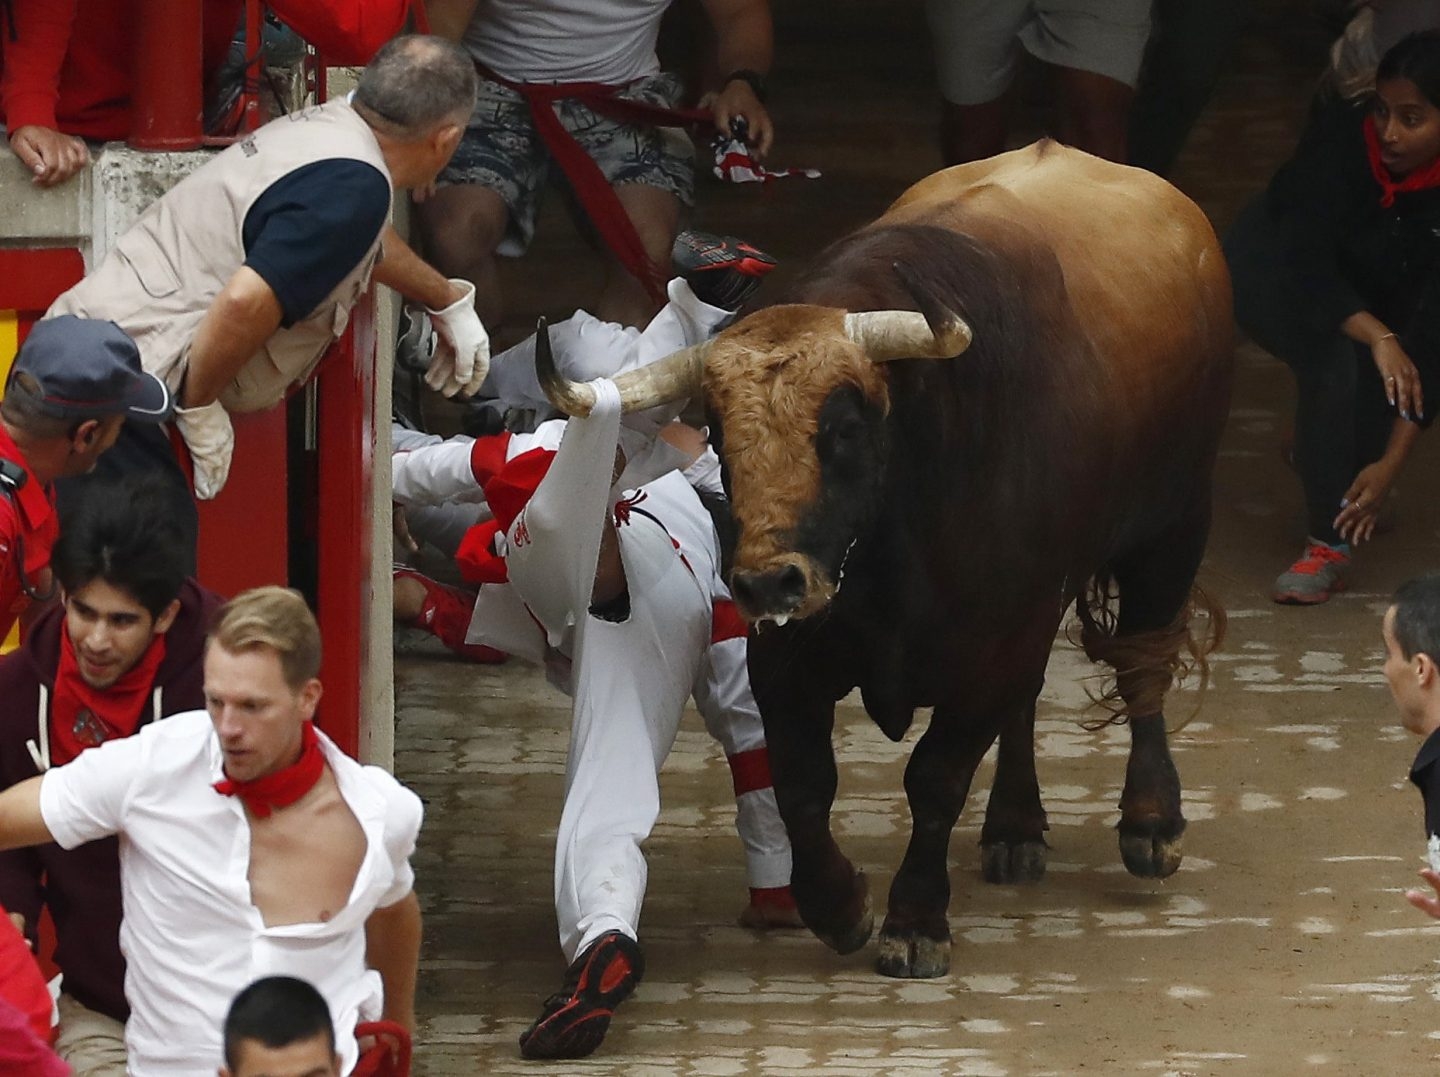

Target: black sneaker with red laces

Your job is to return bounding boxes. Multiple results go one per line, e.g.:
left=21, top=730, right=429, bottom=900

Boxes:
left=672, top=229, right=778, bottom=312
left=518, top=930, right=645, bottom=1059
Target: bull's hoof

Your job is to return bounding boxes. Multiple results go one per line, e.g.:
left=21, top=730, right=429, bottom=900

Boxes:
left=1118, top=825, right=1184, bottom=879
left=980, top=839, right=1048, bottom=884
left=875, top=928, right=951, bottom=979
left=810, top=874, right=873, bottom=955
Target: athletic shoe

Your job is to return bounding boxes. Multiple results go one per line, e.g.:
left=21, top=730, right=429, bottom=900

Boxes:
left=518, top=930, right=645, bottom=1060
left=672, top=229, right=777, bottom=312
left=393, top=567, right=506, bottom=664
left=1272, top=540, right=1351, bottom=605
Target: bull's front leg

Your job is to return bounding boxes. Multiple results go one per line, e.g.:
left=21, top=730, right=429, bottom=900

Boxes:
left=748, top=641, right=872, bottom=955
left=980, top=699, right=1049, bottom=884
left=879, top=707, right=999, bottom=978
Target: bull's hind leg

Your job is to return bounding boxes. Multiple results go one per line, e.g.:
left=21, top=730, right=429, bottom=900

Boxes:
left=878, top=708, right=1002, bottom=978
left=1093, top=516, right=1217, bottom=879
left=980, top=699, right=1049, bottom=884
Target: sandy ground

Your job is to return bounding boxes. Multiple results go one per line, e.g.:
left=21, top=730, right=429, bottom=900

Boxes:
left=395, top=3, right=1440, bottom=1073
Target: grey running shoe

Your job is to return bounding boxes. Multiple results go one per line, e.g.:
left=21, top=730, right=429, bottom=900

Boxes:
left=1272, top=540, right=1351, bottom=605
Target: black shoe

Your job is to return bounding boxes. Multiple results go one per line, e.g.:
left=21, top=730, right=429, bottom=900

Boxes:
left=672, top=229, right=777, bottom=312
left=518, top=931, right=644, bottom=1060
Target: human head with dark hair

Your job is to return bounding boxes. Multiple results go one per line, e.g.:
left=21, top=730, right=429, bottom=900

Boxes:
left=352, top=34, right=476, bottom=190
left=220, top=976, right=338, bottom=1077
left=1372, top=30, right=1440, bottom=177
left=50, top=473, right=189, bottom=690
left=1384, top=573, right=1440, bottom=736
left=1378, top=29, right=1440, bottom=107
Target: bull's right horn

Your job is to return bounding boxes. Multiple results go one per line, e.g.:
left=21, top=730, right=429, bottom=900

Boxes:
left=535, top=316, right=710, bottom=417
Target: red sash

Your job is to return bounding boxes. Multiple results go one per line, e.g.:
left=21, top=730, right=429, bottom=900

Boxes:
left=482, top=66, right=712, bottom=305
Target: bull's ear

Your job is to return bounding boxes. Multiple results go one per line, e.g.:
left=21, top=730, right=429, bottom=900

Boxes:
left=892, top=261, right=973, bottom=358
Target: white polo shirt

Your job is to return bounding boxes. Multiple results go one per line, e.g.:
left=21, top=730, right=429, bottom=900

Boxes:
left=39, top=711, right=423, bottom=1077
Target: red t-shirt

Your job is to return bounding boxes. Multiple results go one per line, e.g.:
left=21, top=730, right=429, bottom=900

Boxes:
left=0, top=426, right=58, bottom=641
left=0, top=0, right=412, bottom=139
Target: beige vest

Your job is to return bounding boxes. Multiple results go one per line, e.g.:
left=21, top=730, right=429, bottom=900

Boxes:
left=48, top=100, right=391, bottom=413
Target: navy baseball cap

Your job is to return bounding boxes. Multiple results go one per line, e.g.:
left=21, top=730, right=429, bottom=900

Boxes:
left=7, top=316, right=171, bottom=423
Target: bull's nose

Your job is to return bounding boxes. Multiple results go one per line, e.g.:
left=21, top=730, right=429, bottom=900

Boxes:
left=731, top=564, right=807, bottom=618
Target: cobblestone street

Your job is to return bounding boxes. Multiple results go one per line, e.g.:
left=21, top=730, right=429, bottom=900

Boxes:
left=395, top=3, right=1440, bottom=1072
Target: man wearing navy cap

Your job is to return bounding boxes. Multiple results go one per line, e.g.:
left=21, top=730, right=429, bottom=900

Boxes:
left=0, top=316, right=172, bottom=640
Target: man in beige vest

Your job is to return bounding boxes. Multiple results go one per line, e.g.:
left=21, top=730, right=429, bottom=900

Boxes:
left=47, top=34, right=487, bottom=533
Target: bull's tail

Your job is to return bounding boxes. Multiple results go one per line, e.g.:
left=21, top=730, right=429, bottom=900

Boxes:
left=1070, top=571, right=1227, bottom=731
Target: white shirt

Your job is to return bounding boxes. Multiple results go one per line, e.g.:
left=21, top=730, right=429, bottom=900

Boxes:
left=39, top=711, right=423, bottom=1077
left=463, top=0, right=673, bottom=84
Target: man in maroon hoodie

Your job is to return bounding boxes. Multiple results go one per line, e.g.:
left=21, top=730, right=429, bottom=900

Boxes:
left=0, top=472, right=219, bottom=1075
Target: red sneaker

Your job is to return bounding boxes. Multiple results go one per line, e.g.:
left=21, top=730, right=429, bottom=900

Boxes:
left=394, top=568, right=507, bottom=663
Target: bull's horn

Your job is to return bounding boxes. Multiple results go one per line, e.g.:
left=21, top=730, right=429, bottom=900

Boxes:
left=535, top=316, right=711, bottom=417
left=842, top=262, right=974, bottom=362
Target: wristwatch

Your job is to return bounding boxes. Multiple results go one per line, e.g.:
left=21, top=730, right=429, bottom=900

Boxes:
left=722, top=69, right=769, bottom=104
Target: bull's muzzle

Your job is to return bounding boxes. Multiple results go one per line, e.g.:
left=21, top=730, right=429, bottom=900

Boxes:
left=730, top=561, right=811, bottom=625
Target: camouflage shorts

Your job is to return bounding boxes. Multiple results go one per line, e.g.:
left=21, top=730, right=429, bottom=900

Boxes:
left=437, top=71, right=696, bottom=257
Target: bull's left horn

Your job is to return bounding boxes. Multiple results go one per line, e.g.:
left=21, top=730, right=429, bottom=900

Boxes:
left=535, top=316, right=711, bottom=417
left=535, top=316, right=598, bottom=415
left=843, top=263, right=973, bottom=362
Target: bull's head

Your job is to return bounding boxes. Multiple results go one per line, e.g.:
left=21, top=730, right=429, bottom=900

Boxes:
left=535, top=265, right=972, bottom=624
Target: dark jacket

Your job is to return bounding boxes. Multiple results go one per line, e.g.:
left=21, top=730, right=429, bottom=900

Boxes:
left=1411, top=725, right=1440, bottom=843
left=1263, top=93, right=1440, bottom=421
left=0, top=578, right=219, bottom=1022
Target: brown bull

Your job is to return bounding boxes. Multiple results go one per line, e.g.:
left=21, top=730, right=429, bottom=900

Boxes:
left=538, top=141, right=1233, bottom=979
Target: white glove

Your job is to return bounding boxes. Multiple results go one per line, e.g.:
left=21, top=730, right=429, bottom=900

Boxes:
left=173, top=400, right=235, bottom=500
left=424, top=278, right=490, bottom=398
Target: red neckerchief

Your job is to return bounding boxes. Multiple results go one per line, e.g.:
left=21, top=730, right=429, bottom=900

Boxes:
left=213, top=721, right=326, bottom=818
left=1364, top=114, right=1440, bottom=206
left=50, top=630, right=167, bottom=767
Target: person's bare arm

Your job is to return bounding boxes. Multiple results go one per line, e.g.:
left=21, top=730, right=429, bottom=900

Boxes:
left=372, top=225, right=468, bottom=310
left=423, top=0, right=480, bottom=41
left=181, top=267, right=285, bottom=408
left=0, top=777, right=55, bottom=853
left=365, top=890, right=422, bottom=1031
left=701, top=0, right=775, bottom=157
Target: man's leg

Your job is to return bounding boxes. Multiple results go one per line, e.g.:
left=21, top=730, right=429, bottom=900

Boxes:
left=413, top=184, right=510, bottom=329
left=55, top=993, right=127, bottom=1077
left=691, top=626, right=800, bottom=928
left=1052, top=65, right=1135, bottom=163
left=565, top=72, right=695, bottom=328
left=1127, top=0, right=1246, bottom=175
left=413, top=77, right=545, bottom=330
left=1027, top=0, right=1150, bottom=162
left=595, top=182, right=682, bottom=330
left=925, top=0, right=1026, bottom=164
left=522, top=514, right=710, bottom=1060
